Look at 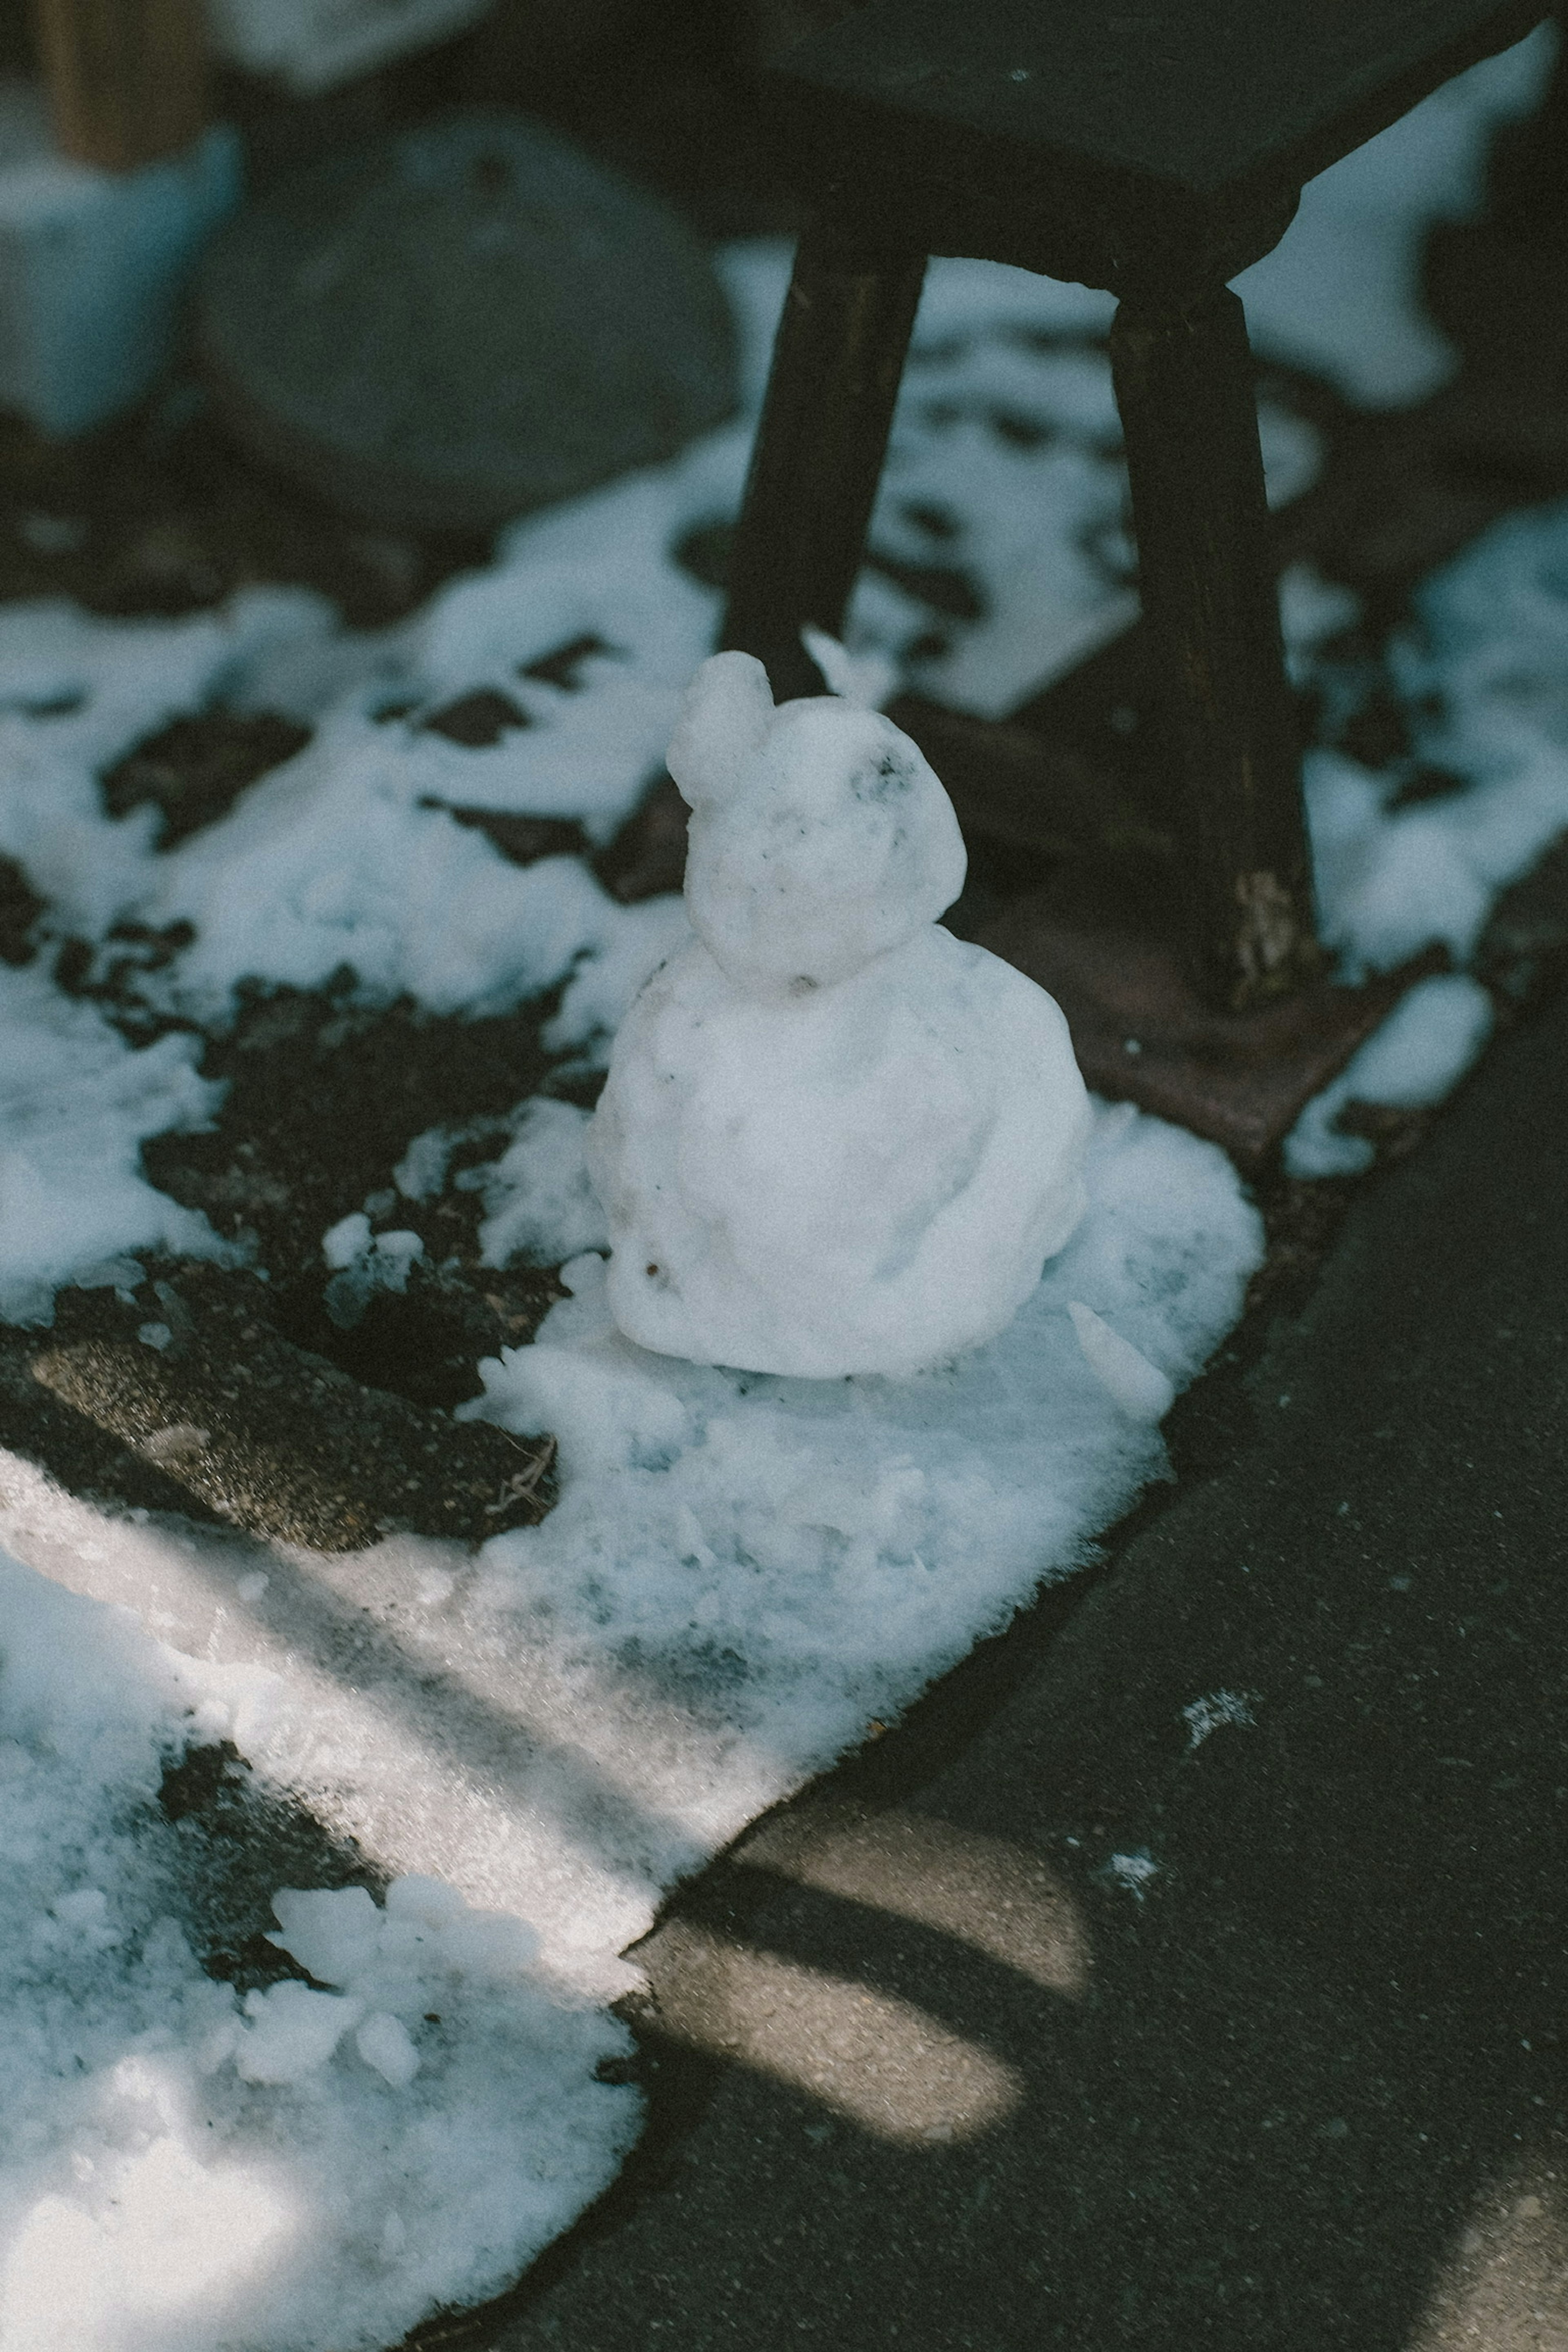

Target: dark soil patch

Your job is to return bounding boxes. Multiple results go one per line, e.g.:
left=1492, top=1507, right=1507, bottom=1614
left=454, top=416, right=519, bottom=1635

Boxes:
left=592, top=769, right=691, bottom=902
left=0, top=980, right=594, bottom=1541
left=142, top=985, right=563, bottom=1281
left=421, top=690, right=533, bottom=747
left=101, top=710, right=313, bottom=844
left=134, top=985, right=590, bottom=1421
left=156, top=1740, right=388, bottom=1994
left=0, top=384, right=493, bottom=630
left=0, top=852, right=44, bottom=963
left=429, top=803, right=594, bottom=869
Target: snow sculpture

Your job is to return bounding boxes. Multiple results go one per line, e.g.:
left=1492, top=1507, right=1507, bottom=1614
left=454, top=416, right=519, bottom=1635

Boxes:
left=588, top=652, right=1092, bottom=1376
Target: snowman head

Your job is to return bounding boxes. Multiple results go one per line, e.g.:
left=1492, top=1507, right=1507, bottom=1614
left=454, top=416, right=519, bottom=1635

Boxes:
left=667, top=651, right=967, bottom=996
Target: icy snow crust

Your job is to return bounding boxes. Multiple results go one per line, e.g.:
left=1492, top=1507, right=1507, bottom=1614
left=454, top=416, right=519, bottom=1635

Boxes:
left=0, top=29, right=1564, bottom=2346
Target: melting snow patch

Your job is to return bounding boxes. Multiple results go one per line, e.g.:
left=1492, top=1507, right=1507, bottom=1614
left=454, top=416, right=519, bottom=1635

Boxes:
left=1284, top=974, right=1495, bottom=1177
left=466, top=1100, right=610, bottom=1269
left=1182, top=1690, right=1259, bottom=1750
left=319, top=1214, right=426, bottom=1328
left=0, top=1096, right=1260, bottom=2348
left=0, top=964, right=231, bottom=1326
left=1099, top=1851, right=1161, bottom=1902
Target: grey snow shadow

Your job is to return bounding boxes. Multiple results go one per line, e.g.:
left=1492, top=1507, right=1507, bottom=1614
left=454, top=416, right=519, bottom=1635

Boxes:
left=151, top=1521, right=715, bottom=1909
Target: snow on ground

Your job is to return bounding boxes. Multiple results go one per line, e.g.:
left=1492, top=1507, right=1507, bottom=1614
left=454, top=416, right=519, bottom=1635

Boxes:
left=0, top=1549, right=639, bottom=2352
left=0, top=1098, right=1258, bottom=2352
left=1235, top=21, right=1555, bottom=405
left=0, top=963, right=229, bottom=1325
left=0, top=25, right=1566, bottom=2347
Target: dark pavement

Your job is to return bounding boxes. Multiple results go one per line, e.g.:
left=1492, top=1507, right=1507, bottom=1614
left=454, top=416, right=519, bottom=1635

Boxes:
left=466, top=974, right=1568, bottom=2350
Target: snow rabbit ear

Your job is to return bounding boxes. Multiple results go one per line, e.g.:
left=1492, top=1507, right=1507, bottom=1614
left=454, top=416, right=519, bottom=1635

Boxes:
left=667, top=650, right=776, bottom=811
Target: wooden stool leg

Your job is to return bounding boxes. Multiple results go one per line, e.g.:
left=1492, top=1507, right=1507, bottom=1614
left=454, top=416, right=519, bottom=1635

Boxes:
left=30, top=0, right=207, bottom=169
left=1111, top=285, right=1321, bottom=1012
left=720, top=222, right=927, bottom=701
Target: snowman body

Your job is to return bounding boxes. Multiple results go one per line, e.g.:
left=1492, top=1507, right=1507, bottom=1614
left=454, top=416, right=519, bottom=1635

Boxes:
left=588, top=653, right=1091, bottom=1378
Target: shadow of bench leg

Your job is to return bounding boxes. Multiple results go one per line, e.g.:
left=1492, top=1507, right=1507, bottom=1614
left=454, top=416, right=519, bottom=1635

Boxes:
left=1111, top=285, right=1323, bottom=1011
left=721, top=221, right=927, bottom=700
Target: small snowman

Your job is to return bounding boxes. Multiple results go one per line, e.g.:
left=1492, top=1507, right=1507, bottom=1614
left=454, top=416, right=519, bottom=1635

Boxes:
left=587, top=651, right=1092, bottom=1378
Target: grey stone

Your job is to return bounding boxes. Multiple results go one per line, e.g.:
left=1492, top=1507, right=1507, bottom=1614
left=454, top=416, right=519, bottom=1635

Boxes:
left=198, top=110, right=738, bottom=533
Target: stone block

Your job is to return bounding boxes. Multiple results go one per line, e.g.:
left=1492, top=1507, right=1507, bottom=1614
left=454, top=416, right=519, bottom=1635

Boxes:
left=0, top=82, right=240, bottom=437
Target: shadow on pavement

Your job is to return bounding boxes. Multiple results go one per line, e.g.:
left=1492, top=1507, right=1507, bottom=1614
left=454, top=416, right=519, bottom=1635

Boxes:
left=430, top=956, right=1568, bottom=2351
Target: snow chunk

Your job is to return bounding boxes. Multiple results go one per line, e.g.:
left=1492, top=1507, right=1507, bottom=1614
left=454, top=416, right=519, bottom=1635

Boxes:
left=321, top=1210, right=370, bottom=1270
left=236, top=1980, right=365, bottom=2083
left=356, top=2010, right=421, bottom=2088
left=1285, top=974, right=1494, bottom=1177
left=319, top=1216, right=425, bottom=1327
left=268, top=1885, right=381, bottom=1986
left=1067, top=1301, right=1175, bottom=1423
left=1100, top=1851, right=1160, bottom=1901
left=800, top=624, right=898, bottom=710
left=468, top=1100, right=610, bottom=1269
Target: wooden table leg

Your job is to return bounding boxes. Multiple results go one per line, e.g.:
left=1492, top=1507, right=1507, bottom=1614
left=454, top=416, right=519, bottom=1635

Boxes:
left=720, top=219, right=927, bottom=700
left=1111, top=284, right=1322, bottom=1011
left=29, top=0, right=207, bottom=171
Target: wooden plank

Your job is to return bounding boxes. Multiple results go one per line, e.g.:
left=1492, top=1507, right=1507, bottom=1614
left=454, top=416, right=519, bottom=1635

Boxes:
left=763, top=0, right=1546, bottom=292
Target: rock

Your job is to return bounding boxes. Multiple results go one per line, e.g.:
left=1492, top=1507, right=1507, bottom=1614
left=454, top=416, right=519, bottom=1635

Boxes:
left=197, top=109, right=739, bottom=532
left=20, top=1266, right=557, bottom=1552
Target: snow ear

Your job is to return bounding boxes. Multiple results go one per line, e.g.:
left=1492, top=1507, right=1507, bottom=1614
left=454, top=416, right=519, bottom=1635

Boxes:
left=801, top=626, right=897, bottom=710
left=666, top=651, right=776, bottom=811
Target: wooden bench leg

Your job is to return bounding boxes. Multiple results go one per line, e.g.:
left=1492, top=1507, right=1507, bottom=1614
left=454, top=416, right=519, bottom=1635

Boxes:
left=1111, top=285, right=1322, bottom=1011
left=720, top=220, right=927, bottom=701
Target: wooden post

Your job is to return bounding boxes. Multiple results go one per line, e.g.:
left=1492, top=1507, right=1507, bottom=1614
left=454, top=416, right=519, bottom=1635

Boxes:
left=720, top=220, right=927, bottom=702
left=1110, top=285, right=1321, bottom=1011
left=29, top=0, right=207, bottom=172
